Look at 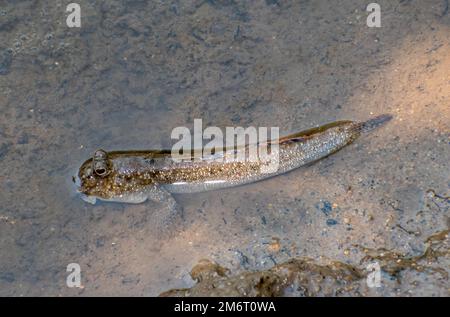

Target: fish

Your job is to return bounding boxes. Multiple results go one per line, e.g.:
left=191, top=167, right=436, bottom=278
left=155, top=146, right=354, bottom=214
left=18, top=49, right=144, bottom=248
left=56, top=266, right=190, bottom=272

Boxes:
left=74, top=114, right=392, bottom=207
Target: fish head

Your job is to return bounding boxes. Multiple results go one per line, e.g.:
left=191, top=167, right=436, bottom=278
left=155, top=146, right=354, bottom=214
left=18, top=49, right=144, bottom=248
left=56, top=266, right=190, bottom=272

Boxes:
left=74, top=149, right=115, bottom=204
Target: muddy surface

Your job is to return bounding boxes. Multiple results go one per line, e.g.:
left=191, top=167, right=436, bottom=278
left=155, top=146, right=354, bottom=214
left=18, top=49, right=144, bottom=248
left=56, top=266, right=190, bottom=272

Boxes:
left=0, top=0, right=449, bottom=296
left=161, top=229, right=450, bottom=296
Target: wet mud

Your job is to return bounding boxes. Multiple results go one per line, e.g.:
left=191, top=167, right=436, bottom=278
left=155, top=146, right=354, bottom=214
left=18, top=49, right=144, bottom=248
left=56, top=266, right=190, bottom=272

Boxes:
left=0, top=0, right=449, bottom=296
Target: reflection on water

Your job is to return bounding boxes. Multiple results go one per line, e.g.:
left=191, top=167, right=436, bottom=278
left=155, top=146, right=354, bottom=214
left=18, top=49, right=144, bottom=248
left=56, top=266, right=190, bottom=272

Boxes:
left=0, top=1, right=449, bottom=296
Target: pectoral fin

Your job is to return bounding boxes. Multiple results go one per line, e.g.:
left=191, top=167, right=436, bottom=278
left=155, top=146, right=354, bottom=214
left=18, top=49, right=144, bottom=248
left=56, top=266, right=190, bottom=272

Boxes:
left=146, top=186, right=184, bottom=238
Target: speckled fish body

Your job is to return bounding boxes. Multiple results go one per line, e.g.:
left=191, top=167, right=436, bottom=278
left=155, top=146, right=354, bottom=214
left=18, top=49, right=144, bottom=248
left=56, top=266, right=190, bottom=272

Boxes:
left=75, top=115, right=391, bottom=204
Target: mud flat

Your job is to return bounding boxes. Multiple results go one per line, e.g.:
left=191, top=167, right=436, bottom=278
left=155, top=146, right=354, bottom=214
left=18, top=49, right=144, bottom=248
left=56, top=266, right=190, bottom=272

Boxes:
left=0, top=1, right=449, bottom=296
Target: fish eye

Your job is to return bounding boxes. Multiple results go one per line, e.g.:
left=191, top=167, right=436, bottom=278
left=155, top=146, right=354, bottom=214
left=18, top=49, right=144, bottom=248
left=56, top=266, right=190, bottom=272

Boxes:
left=94, top=167, right=107, bottom=176
left=91, top=149, right=110, bottom=177
left=94, top=149, right=107, bottom=160
left=93, top=161, right=109, bottom=177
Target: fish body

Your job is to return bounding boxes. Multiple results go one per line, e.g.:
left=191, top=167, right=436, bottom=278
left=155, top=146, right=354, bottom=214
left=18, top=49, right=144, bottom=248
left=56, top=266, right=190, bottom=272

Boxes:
left=75, top=115, right=392, bottom=204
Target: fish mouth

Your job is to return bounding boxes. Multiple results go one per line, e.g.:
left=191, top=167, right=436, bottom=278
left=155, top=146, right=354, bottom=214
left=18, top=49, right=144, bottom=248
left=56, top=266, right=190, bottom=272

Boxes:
left=80, top=193, right=97, bottom=205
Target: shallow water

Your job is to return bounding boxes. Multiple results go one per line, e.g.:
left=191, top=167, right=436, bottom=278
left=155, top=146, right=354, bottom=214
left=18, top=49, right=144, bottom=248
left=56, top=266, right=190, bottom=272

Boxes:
left=0, top=0, right=449, bottom=296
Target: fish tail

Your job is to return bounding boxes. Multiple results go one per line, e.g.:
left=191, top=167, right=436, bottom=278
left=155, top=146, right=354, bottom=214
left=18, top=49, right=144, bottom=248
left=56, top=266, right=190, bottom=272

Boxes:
left=351, top=114, right=393, bottom=134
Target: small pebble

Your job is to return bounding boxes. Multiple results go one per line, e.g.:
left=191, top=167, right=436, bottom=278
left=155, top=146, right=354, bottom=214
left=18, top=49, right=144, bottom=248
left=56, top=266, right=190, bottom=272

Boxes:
left=318, top=201, right=332, bottom=216
left=326, top=219, right=338, bottom=226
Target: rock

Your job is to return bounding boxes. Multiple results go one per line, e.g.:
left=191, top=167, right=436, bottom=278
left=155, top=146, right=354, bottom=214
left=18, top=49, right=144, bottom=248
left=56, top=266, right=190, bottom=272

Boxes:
left=317, top=201, right=332, bottom=216
left=326, top=219, right=338, bottom=226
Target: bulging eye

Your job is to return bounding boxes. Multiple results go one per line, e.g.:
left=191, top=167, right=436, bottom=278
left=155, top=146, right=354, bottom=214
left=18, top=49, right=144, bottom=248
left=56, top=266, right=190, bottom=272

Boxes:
left=95, top=168, right=107, bottom=176
left=91, top=149, right=110, bottom=177
left=94, top=149, right=107, bottom=160
left=93, top=160, right=109, bottom=177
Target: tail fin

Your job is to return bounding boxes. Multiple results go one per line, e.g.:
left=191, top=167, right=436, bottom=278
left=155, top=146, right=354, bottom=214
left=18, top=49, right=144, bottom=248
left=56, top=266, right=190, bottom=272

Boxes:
left=352, top=114, right=393, bottom=133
